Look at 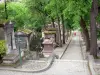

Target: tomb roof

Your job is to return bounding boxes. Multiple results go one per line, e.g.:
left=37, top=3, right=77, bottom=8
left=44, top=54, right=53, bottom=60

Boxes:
left=18, top=29, right=32, bottom=34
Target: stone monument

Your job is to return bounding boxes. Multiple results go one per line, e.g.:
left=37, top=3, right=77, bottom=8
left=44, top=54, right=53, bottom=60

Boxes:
left=15, top=31, right=31, bottom=51
left=4, top=21, right=17, bottom=54
left=2, top=21, right=19, bottom=64
left=42, top=39, right=54, bottom=57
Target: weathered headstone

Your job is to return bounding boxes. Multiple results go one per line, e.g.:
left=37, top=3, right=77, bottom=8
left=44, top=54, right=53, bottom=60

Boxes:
left=15, top=32, right=30, bottom=51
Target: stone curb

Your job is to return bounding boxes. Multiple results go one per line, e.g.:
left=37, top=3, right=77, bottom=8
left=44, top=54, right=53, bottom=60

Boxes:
left=79, top=35, right=96, bottom=75
left=0, top=53, right=55, bottom=73
left=79, top=35, right=84, bottom=60
left=60, top=35, right=72, bottom=59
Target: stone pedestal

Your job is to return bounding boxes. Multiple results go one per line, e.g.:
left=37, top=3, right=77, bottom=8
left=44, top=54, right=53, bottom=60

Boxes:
left=42, top=39, right=54, bottom=57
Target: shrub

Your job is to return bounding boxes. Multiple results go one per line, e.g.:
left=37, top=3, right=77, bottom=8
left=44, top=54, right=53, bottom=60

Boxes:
left=29, top=32, right=42, bottom=52
left=0, top=40, right=6, bottom=57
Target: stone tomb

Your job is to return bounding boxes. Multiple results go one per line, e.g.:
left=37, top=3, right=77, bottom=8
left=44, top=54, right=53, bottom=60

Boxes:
left=2, top=21, right=19, bottom=64
left=42, top=22, right=62, bottom=46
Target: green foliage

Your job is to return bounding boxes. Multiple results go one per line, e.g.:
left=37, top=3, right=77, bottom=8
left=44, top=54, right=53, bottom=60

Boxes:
left=97, top=28, right=100, bottom=40
left=45, top=0, right=66, bottom=20
left=63, top=0, right=92, bottom=29
left=96, top=14, right=100, bottom=23
left=0, top=0, right=94, bottom=32
left=0, top=2, right=32, bottom=29
left=29, top=32, right=42, bottom=51
left=44, top=0, right=92, bottom=30
left=0, top=40, right=6, bottom=57
left=24, top=0, right=49, bottom=31
left=0, top=3, right=6, bottom=21
left=7, top=2, right=31, bottom=29
left=44, top=0, right=57, bottom=19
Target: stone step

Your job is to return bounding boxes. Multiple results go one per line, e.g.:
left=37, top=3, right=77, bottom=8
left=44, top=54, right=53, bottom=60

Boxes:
left=3, top=54, right=19, bottom=64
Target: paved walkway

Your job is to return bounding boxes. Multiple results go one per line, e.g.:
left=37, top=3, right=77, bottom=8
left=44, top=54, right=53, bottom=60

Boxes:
left=62, top=35, right=83, bottom=60
left=0, top=33, right=90, bottom=75
left=54, top=35, right=72, bottom=58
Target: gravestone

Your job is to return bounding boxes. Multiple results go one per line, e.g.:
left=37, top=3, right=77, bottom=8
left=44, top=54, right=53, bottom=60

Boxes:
left=15, top=32, right=30, bottom=51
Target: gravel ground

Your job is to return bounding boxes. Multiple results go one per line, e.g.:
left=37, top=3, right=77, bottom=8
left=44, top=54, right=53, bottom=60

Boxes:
left=19, top=60, right=48, bottom=70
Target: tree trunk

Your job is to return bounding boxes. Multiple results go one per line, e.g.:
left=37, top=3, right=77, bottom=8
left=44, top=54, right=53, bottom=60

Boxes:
left=90, top=0, right=98, bottom=58
left=67, top=30, right=70, bottom=39
left=5, top=0, right=8, bottom=19
left=69, top=30, right=71, bottom=36
left=61, top=14, right=65, bottom=44
left=90, top=12, right=97, bottom=58
left=57, top=16, right=62, bottom=47
left=66, top=29, right=69, bottom=41
left=51, top=17, right=56, bottom=43
left=51, top=18, right=55, bottom=28
left=81, top=31, right=85, bottom=42
left=80, top=17, right=90, bottom=52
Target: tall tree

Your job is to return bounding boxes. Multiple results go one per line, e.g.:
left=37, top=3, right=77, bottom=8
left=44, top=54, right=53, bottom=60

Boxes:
left=45, top=0, right=62, bottom=46
left=63, top=0, right=92, bottom=51
left=25, top=0, right=48, bottom=26
left=59, top=0, right=66, bottom=44
left=4, top=0, right=8, bottom=19
left=90, top=0, right=98, bottom=58
left=55, top=0, right=62, bottom=46
left=80, top=16, right=90, bottom=51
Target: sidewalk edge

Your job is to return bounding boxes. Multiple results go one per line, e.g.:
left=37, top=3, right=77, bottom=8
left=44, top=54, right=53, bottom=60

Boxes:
left=60, top=35, right=72, bottom=59
left=79, top=35, right=96, bottom=75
